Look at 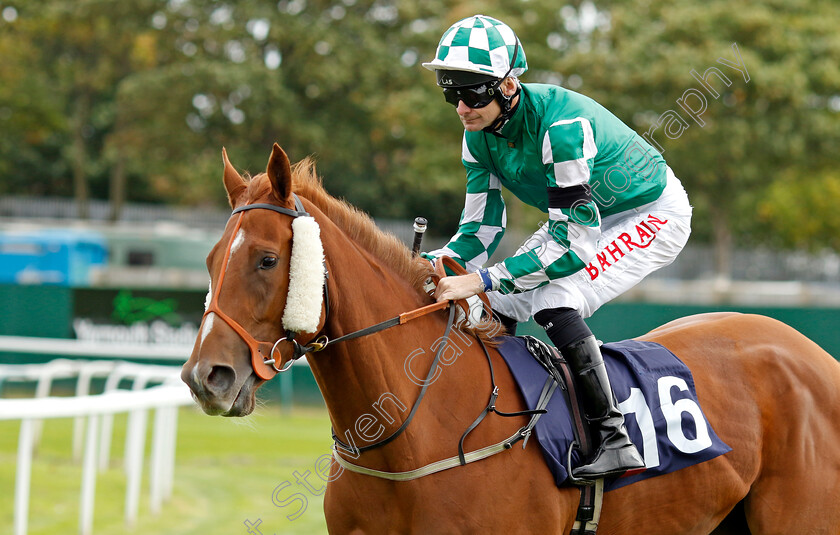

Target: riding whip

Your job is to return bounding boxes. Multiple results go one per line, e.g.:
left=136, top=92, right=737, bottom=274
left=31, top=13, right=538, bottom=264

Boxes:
left=411, top=217, right=427, bottom=257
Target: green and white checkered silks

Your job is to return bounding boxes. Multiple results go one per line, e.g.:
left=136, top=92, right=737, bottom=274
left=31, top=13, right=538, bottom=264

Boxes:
left=422, top=15, right=527, bottom=79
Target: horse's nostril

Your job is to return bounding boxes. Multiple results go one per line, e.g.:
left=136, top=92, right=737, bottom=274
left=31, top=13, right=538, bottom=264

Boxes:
left=206, top=365, right=236, bottom=395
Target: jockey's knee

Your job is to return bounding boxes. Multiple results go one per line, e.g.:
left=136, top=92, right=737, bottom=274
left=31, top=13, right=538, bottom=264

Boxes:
left=533, top=307, right=592, bottom=349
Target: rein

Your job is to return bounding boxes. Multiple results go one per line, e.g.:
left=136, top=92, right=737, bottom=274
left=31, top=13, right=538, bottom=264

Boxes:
left=330, top=258, right=550, bottom=479
left=206, top=197, right=548, bottom=481
left=204, top=198, right=469, bottom=381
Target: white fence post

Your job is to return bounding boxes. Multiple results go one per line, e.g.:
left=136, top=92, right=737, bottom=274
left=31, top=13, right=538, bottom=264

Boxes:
left=80, top=414, right=100, bottom=535
left=123, top=405, right=148, bottom=527
left=73, top=361, right=117, bottom=461
left=14, top=419, right=34, bottom=535
left=0, top=335, right=305, bottom=535
left=1, top=371, right=194, bottom=535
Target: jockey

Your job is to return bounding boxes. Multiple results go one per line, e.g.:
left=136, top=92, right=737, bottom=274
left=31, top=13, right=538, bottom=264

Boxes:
left=421, top=15, right=692, bottom=480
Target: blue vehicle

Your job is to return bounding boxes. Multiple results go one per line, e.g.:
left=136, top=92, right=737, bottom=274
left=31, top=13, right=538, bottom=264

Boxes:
left=0, top=229, right=108, bottom=286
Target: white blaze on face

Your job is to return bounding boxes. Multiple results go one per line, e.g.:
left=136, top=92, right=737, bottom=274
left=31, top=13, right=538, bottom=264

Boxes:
left=229, top=229, right=246, bottom=262
left=200, top=282, right=215, bottom=350
left=200, top=312, right=216, bottom=348
left=201, top=228, right=244, bottom=346
left=204, top=281, right=212, bottom=312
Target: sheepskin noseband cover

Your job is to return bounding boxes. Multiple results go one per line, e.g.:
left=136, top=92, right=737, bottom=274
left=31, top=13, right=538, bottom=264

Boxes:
left=281, top=216, right=325, bottom=334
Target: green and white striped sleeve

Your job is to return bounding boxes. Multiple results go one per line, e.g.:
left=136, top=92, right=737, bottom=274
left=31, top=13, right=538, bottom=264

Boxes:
left=486, top=118, right=602, bottom=294
left=425, top=136, right=506, bottom=271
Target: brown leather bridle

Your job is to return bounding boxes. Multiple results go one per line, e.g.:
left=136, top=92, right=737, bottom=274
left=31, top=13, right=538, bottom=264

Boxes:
left=202, top=196, right=543, bottom=464
left=202, top=195, right=317, bottom=381
left=202, top=194, right=493, bottom=383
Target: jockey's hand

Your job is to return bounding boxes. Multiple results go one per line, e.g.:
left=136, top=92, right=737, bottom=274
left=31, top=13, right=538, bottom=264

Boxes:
left=435, top=273, right=484, bottom=302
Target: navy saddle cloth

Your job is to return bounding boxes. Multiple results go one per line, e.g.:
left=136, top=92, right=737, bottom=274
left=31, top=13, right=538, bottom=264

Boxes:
left=496, top=336, right=731, bottom=491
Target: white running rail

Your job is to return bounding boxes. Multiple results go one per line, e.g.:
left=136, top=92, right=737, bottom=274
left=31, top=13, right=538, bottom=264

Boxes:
left=0, top=382, right=194, bottom=535
left=0, top=352, right=194, bottom=535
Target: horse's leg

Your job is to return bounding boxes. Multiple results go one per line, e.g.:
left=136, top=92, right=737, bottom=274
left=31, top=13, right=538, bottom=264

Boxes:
left=743, top=445, right=840, bottom=534
left=740, top=395, right=840, bottom=534
left=596, top=456, right=749, bottom=535
left=709, top=501, right=751, bottom=535
left=725, top=319, right=840, bottom=534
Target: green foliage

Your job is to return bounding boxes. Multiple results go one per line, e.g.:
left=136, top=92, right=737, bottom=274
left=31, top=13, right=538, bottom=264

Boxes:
left=549, top=0, right=840, bottom=256
left=0, top=0, right=838, bottom=254
left=758, top=169, right=840, bottom=251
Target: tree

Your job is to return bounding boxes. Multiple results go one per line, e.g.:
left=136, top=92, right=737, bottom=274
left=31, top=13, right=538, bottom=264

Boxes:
left=0, top=0, right=166, bottom=217
left=547, top=0, right=840, bottom=276
left=1, top=0, right=838, bottom=264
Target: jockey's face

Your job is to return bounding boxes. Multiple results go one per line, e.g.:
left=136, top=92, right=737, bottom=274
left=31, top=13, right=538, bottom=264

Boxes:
left=455, top=98, right=502, bottom=131
left=453, top=77, right=518, bottom=132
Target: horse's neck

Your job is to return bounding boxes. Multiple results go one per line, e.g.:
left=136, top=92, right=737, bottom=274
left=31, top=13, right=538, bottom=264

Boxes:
left=311, top=225, right=432, bottom=408
left=306, top=216, right=483, bottom=462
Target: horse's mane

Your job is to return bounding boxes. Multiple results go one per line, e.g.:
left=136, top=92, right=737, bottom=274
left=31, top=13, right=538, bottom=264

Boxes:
left=294, top=158, right=437, bottom=292
left=245, top=158, right=431, bottom=293
left=247, top=157, right=501, bottom=342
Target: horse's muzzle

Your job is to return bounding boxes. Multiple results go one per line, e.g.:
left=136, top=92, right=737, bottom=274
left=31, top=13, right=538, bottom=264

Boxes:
left=181, top=360, right=256, bottom=417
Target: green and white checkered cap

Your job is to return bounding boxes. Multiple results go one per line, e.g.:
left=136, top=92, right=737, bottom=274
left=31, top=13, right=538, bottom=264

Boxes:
left=422, top=15, right=527, bottom=79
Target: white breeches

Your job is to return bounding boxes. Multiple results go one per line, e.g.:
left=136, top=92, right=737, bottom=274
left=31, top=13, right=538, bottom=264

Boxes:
left=489, top=168, right=692, bottom=321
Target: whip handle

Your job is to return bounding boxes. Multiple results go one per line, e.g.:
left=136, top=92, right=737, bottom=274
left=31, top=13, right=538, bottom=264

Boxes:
left=411, top=217, right=428, bottom=257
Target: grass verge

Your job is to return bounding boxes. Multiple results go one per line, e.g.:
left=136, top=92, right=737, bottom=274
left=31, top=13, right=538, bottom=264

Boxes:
left=0, top=404, right=333, bottom=535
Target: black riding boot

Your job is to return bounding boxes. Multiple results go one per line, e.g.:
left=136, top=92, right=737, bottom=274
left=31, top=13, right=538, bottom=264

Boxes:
left=562, top=335, right=645, bottom=479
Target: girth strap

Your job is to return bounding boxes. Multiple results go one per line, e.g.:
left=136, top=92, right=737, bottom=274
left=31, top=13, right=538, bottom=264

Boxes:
left=520, top=336, right=605, bottom=534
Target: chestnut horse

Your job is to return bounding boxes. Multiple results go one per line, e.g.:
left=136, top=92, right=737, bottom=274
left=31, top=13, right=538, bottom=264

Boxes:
left=182, top=144, right=840, bottom=534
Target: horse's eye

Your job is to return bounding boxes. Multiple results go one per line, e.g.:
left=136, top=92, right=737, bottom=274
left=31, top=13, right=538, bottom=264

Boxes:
left=259, top=256, right=278, bottom=270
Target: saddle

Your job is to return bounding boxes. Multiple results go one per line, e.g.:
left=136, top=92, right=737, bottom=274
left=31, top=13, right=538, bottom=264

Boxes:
left=498, top=335, right=731, bottom=486
left=425, top=258, right=729, bottom=533
left=495, top=335, right=731, bottom=534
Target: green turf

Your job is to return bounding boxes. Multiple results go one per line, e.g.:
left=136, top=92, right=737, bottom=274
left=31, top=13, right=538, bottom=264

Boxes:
left=0, top=404, right=334, bottom=535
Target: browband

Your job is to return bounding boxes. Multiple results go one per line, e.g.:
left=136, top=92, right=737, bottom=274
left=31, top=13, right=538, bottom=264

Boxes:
left=232, top=193, right=309, bottom=217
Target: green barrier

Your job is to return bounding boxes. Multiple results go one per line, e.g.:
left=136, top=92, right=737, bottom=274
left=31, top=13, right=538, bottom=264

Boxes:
left=0, top=285, right=73, bottom=338
left=2, top=283, right=838, bottom=407
left=517, top=302, right=840, bottom=360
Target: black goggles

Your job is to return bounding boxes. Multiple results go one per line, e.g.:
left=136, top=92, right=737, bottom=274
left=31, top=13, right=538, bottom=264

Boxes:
left=442, top=80, right=501, bottom=109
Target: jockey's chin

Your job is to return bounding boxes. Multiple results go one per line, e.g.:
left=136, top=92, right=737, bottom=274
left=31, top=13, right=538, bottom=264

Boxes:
left=457, top=100, right=501, bottom=132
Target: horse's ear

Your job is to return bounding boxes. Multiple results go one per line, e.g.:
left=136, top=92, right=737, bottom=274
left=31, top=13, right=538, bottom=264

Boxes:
left=267, top=143, right=293, bottom=203
left=222, top=148, right=247, bottom=208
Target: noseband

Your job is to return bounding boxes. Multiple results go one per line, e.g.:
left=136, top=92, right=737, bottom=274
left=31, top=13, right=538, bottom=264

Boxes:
left=202, top=194, right=491, bottom=386
left=202, top=201, right=544, bottom=472
left=202, top=194, right=322, bottom=381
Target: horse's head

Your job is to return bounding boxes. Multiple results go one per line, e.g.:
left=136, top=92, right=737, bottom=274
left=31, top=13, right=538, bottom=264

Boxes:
left=181, top=144, right=326, bottom=416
